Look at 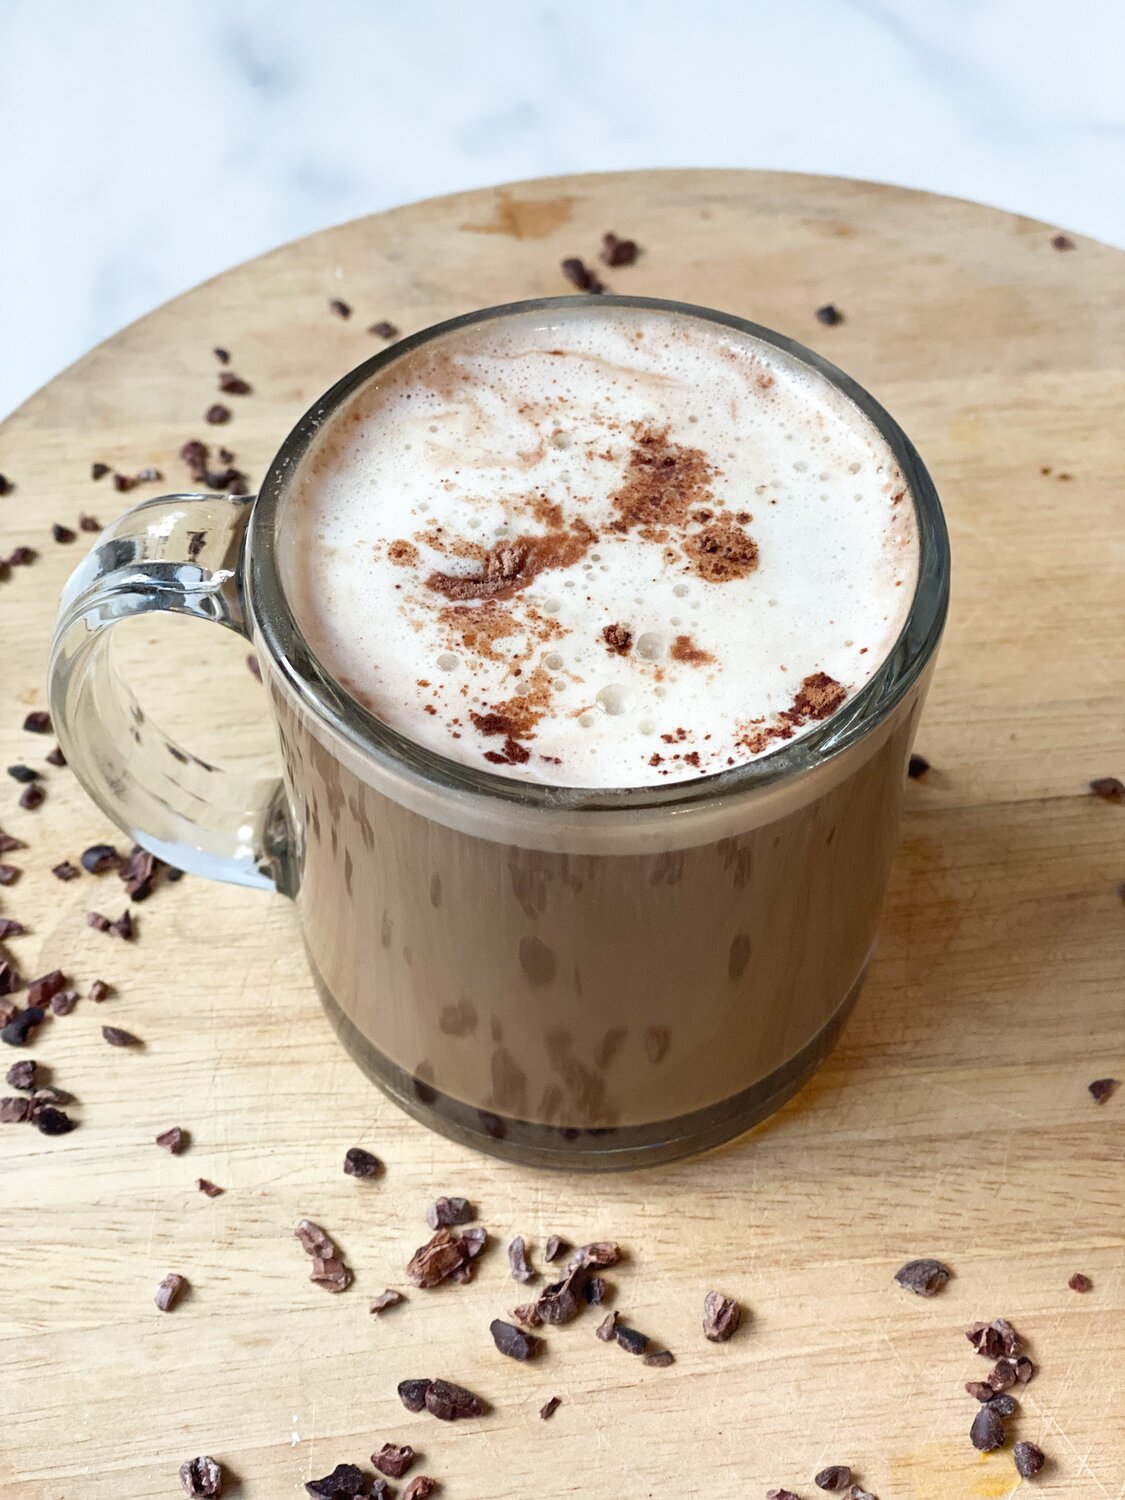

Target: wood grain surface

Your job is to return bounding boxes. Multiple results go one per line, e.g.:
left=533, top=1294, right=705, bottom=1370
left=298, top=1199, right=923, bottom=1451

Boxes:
left=0, top=170, right=1122, bottom=1499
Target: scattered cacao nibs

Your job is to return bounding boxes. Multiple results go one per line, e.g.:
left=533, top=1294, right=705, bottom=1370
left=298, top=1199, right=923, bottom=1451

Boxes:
left=22, top=711, right=51, bottom=734
left=585, top=1275, right=608, bottom=1305
left=425, top=1195, right=474, bottom=1229
left=907, top=753, right=930, bottom=778
left=295, top=1218, right=351, bottom=1290
left=1068, top=1272, right=1092, bottom=1292
left=595, top=1310, right=619, bottom=1341
left=156, top=1126, right=187, bottom=1154
left=508, top=1234, right=536, bottom=1283
left=967, top=1317, right=1022, bottom=1358
left=424, top=1378, right=486, bottom=1421
left=461, top=1225, right=487, bottom=1260
left=179, top=1455, right=224, bottom=1497
left=1013, top=1440, right=1045, bottom=1477
left=205, top=403, right=231, bottom=425
left=894, top=1258, right=952, bottom=1296
left=1, top=1006, right=44, bottom=1046
left=213, top=347, right=231, bottom=365
left=50, top=989, right=77, bottom=1016
left=965, top=1381, right=994, bottom=1401
left=371, top=1443, right=415, bottom=1479
left=1014, top=1356, right=1034, bottom=1383
left=369, top=1288, right=405, bottom=1313
left=91, top=462, right=110, bottom=480
left=51, top=861, right=80, bottom=882
left=109, top=910, right=135, bottom=940
left=197, top=1178, right=224, bottom=1197
left=767, top=1491, right=800, bottom=1500
left=969, top=1405, right=1005, bottom=1452
left=369, top=320, right=399, bottom=339
left=343, top=1145, right=381, bottom=1178
left=1050, top=234, right=1075, bottom=251
left=987, top=1393, right=1017, bottom=1418
left=311, top=1256, right=352, bottom=1293
left=561, top=256, right=605, bottom=294
left=703, top=1290, right=742, bottom=1341
left=643, top=1349, right=675, bottom=1366
left=408, top=1230, right=474, bottom=1290
left=20, top=784, right=45, bottom=810
left=52, top=522, right=77, bottom=543
left=614, top=1324, right=648, bottom=1355
left=814, top=1466, right=853, bottom=1491
left=87, top=911, right=111, bottom=933
left=246, top=653, right=262, bottom=681
left=403, top=1478, right=437, bottom=1500
left=101, top=1024, right=139, bottom=1047
left=511, top=1300, right=542, bottom=1327
left=0, top=962, right=21, bottom=995
left=305, top=1463, right=370, bottom=1498
left=136, top=467, right=162, bottom=483
left=398, top=1379, right=433, bottom=1413
left=155, top=1272, right=187, bottom=1311
left=113, top=473, right=137, bottom=492
left=8, top=546, right=36, bottom=565
left=490, top=1317, right=541, bottom=1360
left=539, top=1395, right=561, bottom=1420
left=181, top=439, right=209, bottom=479
left=80, top=843, right=123, bottom=875
left=0, top=474, right=12, bottom=494
left=815, top=304, right=844, bottom=326
left=600, top=231, right=639, bottom=267
left=6, top=1058, right=36, bottom=1090
left=987, top=1359, right=1017, bottom=1392
left=0, top=1095, right=30, bottom=1122
left=217, top=371, right=252, bottom=396
left=45, top=745, right=65, bottom=766
left=8, top=764, right=39, bottom=783
left=31, top=1084, right=71, bottom=1107
left=87, top=979, right=109, bottom=1002
left=543, top=1234, right=567, bottom=1263
left=0, top=863, right=19, bottom=885
left=536, top=1269, right=586, bottom=1325
left=0, top=919, right=24, bottom=940
left=329, top=298, right=352, bottom=319
left=1088, top=1077, right=1118, bottom=1103
left=0, top=827, right=23, bottom=852
left=568, top=1240, right=622, bottom=1271
left=1089, top=776, right=1124, bottom=802
left=35, top=1103, right=75, bottom=1134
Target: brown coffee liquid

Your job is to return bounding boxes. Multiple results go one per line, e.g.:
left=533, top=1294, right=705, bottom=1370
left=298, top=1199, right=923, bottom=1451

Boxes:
left=270, top=680, right=922, bottom=1167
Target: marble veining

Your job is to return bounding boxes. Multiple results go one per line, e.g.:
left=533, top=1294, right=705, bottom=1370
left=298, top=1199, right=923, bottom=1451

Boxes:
left=0, top=0, right=1120, bottom=417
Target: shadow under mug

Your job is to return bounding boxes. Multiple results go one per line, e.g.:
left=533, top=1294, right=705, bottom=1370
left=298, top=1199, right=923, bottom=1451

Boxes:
left=48, top=296, right=950, bottom=1170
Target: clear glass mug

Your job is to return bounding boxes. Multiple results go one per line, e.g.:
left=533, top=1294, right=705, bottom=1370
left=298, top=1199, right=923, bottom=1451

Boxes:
left=48, top=296, right=949, bottom=1169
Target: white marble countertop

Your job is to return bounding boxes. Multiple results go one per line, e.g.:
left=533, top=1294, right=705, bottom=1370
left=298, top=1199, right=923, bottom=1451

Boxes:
left=1, top=0, right=1121, bottom=418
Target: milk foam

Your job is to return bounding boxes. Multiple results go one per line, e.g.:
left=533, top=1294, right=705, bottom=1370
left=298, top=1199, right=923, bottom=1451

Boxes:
left=283, top=303, right=918, bottom=788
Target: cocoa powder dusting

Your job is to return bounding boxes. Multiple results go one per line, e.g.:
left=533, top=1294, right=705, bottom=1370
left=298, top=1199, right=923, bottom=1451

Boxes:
left=682, top=516, right=759, bottom=582
left=792, top=672, right=847, bottom=720
left=609, top=424, right=717, bottom=541
left=426, top=521, right=595, bottom=603
left=670, top=634, right=714, bottom=666
left=738, top=673, right=848, bottom=756
left=602, top=623, right=633, bottom=656
left=388, top=539, right=420, bottom=567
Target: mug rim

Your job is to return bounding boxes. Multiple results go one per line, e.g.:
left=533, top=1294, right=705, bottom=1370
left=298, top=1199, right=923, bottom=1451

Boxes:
left=247, top=294, right=950, bottom=814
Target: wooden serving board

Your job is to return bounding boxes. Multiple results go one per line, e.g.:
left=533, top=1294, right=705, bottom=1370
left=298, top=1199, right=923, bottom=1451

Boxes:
left=0, top=170, right=1122, bottom=1499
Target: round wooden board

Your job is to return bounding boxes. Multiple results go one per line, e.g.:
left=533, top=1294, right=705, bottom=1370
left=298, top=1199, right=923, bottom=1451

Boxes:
left=1, top=170, right=1122, bottom=1499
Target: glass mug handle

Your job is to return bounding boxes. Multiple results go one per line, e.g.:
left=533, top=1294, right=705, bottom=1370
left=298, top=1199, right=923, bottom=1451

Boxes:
left=47, top=491, right=291, bottom=891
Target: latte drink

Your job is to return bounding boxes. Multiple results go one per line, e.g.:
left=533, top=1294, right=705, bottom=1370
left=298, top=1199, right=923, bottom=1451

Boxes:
left=269, top=299, right=939, bottom=1166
